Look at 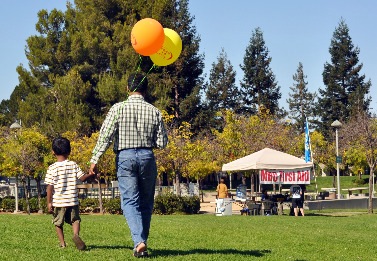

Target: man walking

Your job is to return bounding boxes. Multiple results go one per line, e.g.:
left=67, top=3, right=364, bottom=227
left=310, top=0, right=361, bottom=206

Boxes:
left=89, top=73, right=168, bottom=257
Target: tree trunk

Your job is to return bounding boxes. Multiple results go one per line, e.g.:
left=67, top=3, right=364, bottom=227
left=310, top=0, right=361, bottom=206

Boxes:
left=368, top=166, right=375, bottom=214
left=199, top=179, right=204, bottom=202
left=36, top=176, right=43, bottom=214
left=251, top=173, right=255, bottom=194
left=27, top=176, right=31, bottom=199
left=175, top=172, right=181, bottom=196
left=97, top=178, right=103, bottom=214
left=21, top=176, right=30, bottom=215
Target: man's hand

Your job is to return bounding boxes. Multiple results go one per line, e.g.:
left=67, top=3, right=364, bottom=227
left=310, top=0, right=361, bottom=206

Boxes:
left=89, top=163, right=97, bottom=175
left=86, top=163, right=100, bottom=182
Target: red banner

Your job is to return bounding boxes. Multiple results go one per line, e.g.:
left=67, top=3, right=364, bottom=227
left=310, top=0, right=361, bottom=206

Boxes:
left=259, top=169, right=311, bottom=184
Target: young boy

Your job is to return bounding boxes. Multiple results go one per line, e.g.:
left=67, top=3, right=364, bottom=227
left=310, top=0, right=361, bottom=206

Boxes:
left=45, top=137, right=95, bottom=250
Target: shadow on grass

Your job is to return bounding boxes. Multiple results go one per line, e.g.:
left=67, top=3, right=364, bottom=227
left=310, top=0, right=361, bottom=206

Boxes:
left=85, top=245, right=271, bottom=257
left=87, top=245, right=132, bottom=250
left=150, top=248, right=271, bottom=257
left=304, top=212, right=360, bottom=217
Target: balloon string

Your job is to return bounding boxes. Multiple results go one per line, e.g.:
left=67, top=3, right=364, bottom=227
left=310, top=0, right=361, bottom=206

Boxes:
left=136, top=55, right=143, bottom=72
left=130, top=55, right=144, bottom=91
left=131, top=63, right=156, bottom=92
left=147, top=64, right=157, bottom=74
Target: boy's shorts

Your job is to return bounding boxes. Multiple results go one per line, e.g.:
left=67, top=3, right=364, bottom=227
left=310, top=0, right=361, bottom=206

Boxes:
left=53, top=205, right=81, bottom=227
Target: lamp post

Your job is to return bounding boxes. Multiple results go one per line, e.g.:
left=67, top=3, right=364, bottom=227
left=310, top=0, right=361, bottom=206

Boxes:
left=10, top=120, right=21, bottom=213
left=373, top=171, right=376, bottom=197
left=331, top=120, right=342, bottom=199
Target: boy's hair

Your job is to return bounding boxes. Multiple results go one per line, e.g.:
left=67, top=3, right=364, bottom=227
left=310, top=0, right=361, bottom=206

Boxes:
left=52, top=137, right=71, bottom=156
left=128, top=73, right=148, bottom=93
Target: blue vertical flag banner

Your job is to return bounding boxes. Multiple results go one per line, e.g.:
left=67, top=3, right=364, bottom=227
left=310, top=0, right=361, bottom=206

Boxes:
left=304, top=119, right=311, bottom=163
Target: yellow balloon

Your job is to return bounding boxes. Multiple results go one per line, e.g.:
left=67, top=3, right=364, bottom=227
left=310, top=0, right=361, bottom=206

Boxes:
left=150, top=28, right=182, bottom=66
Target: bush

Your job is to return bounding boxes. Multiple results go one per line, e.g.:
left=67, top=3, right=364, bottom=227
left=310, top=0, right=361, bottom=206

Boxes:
left=20, top=198, right=36, bottom=212
left=40, top=198, right=47, bottom=213
left=1, top=197, right=15, bottom=212
left=182, top=195, right=200, bottom=214
left=79, top=198, right=99, bottom=213
left=0, top=196, right=47, bottom=213
left=153, top=193, right=200, bottom=215
left=353, top=177, right=368, bottom=186
left=103, top=198, right=122, bottom=214
left=0, top=194, right=200, bottom=215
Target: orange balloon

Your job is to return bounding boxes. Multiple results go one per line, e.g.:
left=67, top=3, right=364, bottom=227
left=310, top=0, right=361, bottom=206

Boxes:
left=131, top=18, right=165, bottom=56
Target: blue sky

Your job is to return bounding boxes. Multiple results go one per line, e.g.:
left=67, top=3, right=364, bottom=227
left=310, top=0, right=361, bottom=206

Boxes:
left=1, top=0, right=376, bottom=112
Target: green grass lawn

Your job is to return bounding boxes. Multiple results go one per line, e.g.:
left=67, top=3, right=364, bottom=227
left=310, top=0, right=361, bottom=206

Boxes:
left=305, top=175, right=371, bottom=194
left=1, top=211, right=377, bottom=261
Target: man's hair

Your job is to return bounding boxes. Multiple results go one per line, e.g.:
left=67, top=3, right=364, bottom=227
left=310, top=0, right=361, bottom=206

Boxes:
left=52, top=137, right=71, bottom=156
left=128, top=73, right=148, bottom=93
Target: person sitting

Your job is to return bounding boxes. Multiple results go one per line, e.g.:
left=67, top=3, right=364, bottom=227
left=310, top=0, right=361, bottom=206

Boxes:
left=261, top=189, right=269, bottom=201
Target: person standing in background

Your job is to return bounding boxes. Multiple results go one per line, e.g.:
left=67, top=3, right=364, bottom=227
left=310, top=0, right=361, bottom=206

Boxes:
left=290, top=184, right=305, bottom=216
left=216, top=178, right=228, bottom=199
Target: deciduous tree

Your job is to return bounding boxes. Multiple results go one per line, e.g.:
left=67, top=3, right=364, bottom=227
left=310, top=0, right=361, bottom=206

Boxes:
left=0, top=127, right=50, bottom=214
left=341, top=111, right=377, bottom=213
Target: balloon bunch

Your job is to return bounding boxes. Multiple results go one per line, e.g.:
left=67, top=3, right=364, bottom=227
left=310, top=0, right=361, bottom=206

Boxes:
left=131, top=18, right=182, bottom=66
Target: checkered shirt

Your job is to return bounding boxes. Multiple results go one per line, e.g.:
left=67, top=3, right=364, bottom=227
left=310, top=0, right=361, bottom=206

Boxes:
left=90, top=94, right=168, bottom=164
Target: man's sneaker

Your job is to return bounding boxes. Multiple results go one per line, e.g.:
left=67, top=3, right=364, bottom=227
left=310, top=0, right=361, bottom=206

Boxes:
left=72, top=234, right=86, bottom=250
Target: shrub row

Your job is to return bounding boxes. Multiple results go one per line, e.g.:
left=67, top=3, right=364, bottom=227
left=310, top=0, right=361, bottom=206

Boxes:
left=153, top=193, right=200, bottom=215
left=0, top=197, right=46, bottom=213
left=0, top=194, right=200, bottom=215
left=0, top=197, right=122, bottom=214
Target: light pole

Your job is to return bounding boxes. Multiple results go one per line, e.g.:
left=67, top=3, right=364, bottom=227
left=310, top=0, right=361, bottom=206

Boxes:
left=10, top=120, right=22, bottom=213
left=331, top=120, right=342, bottom=199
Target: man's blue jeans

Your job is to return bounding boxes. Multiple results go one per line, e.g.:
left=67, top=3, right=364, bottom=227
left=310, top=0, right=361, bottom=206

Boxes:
left=116, top=148, right=157, bottom=248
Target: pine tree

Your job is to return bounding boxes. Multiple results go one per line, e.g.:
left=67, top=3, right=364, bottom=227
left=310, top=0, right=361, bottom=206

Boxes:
left=240, top=27, right=281, bottom=115
left=152, top=0, right=205, bottom=131
left=317, top=19, right=371, bottom=137
left=287, top=62, right=317, bottom=132
left=203, top=48, right=240, bottom=130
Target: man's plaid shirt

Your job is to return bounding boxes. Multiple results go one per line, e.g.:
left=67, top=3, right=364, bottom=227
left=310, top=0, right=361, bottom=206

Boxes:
left=90, top=94, right=168, bottom=164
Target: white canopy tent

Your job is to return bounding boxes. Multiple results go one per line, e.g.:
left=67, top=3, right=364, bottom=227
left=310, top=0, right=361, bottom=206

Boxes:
left=222, top=148, right=313, bottom=171
left=222, top=148, right=313, bottom=192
